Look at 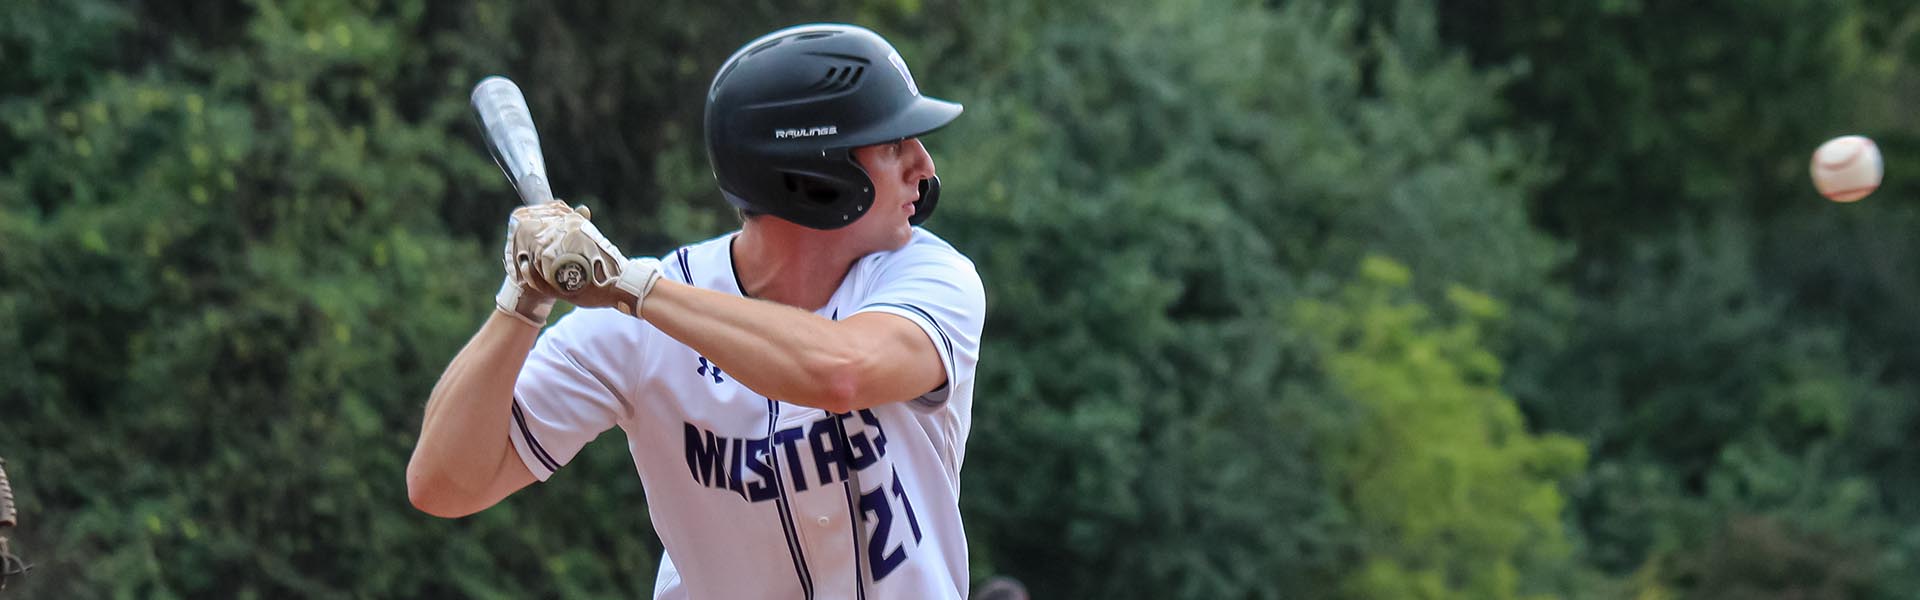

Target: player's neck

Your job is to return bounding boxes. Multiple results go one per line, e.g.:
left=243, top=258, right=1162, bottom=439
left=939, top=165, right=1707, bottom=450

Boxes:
left=732, top=219, right=861, bottom=311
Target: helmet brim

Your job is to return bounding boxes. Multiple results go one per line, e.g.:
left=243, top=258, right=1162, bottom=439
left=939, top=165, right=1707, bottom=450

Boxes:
left=834, top=96, right=964, bottom=149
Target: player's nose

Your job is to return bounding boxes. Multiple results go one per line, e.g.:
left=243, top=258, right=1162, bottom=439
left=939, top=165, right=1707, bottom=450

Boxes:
left=903, top=138, right=935, bottom=182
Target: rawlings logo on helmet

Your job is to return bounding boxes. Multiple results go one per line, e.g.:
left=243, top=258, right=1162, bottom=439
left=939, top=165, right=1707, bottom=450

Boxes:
left=774, top=125, right=839, bottom=139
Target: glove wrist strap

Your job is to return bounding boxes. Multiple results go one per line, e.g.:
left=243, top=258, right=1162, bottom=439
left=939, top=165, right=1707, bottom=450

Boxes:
left=614, top=258, right=664, bottom=319
left=496, top=277, right=554, bottom=328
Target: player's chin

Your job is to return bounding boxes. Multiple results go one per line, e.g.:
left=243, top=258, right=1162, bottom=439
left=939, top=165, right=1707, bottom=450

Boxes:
left=857, top=196, right=915, bottom=250
left=881, top=222, right=914, bottom=250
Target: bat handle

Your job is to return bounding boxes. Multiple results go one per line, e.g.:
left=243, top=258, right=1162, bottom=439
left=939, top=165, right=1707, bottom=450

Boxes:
left=508, top=175, right=587, bottom=295
left=517, top=175, right=555, bottom=208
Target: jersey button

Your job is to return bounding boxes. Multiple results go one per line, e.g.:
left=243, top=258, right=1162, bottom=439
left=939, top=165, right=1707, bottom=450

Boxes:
left=815, top=515, right=832, bottom=528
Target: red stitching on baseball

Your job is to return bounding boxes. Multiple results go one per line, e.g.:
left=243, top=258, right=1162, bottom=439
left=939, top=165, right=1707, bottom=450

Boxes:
left=1818, top=143, right=1863, bottom=170
left=1823, top=185, right=1878, bottom=199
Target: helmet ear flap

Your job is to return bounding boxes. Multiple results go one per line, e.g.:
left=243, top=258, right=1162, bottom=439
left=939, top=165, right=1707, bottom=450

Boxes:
left=783, top=173, right=847, bottom=205
left=909, top=175, right=939, bottom=226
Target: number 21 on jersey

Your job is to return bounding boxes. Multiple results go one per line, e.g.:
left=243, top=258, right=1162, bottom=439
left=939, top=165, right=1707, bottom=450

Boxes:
left=860, top=465, right=923, bottom=581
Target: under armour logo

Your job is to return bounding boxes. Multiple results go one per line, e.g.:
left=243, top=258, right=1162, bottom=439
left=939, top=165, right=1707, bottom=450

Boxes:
left=697, top=357, right=725, bottom=384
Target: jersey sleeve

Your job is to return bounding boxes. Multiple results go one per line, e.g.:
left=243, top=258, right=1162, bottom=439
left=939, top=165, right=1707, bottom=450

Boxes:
left=852, top=243, right=987, bottom=407
left=508, top=307, right=645, bottom=481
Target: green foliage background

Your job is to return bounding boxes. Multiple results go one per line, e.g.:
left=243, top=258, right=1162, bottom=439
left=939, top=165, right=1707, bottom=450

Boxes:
left=2, top=0, right=1917, bottom=597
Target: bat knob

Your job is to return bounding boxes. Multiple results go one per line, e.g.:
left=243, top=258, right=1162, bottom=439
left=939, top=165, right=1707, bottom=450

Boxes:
left=552, top=259, right=589, bottom=295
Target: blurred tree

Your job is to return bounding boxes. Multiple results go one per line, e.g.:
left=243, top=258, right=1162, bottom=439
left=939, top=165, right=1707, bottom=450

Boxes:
left=18, top=0, right=1875, bottom=596
left=0, top=0, right=659, bottom=596
left=1527, top=219, right=1912, bottom=595
left=1666, top=514, right=1876, bottom=600
left=1435, top=0, right=1920, bottom=596
left=1297, top=256, right=1588, bottom=600
left=893, top=0, right=1571, bottom=596
left=1436, top=0, right=1883, bottom=248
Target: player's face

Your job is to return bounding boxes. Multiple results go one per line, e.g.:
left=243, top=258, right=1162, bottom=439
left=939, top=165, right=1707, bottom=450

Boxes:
left=849, top=137, right=936, bottom=251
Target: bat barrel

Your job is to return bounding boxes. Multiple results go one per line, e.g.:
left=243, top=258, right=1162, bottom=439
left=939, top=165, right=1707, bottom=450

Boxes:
left=471, top=76, right=553, bottom=206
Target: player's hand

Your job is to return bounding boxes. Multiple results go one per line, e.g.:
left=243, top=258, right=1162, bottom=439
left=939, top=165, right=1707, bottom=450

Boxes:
left=495, top=202, right=576, bottom=327
left=510, top=202, right=663, bottom=318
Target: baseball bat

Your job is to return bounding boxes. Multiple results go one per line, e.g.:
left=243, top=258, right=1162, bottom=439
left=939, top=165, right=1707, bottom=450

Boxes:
left=470, top=76, right=589, bottom=295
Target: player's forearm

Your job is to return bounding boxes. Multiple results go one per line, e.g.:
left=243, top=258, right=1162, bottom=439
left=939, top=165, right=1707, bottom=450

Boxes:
left=407, top=312, right=539, bottom=516
left=643, top=280, right=870, bottom=411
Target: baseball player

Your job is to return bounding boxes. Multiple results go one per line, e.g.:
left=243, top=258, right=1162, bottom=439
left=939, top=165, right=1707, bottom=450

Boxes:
left=407, top=24, right=985, bottom=600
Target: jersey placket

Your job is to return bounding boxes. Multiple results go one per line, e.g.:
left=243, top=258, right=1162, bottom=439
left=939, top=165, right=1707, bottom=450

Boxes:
left=777, top=403, right=869, bottom=598
left=763, top=399, right=821, bottom=598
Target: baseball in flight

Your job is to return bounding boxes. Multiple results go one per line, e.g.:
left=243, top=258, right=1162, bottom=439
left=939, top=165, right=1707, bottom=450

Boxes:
left=1810, top=135, right=1883, bottom=203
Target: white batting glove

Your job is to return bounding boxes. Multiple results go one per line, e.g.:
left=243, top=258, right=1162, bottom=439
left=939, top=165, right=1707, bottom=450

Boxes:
left=508, top=202, right=664, bottom=318
left=496, top=202, right=578, bottom=327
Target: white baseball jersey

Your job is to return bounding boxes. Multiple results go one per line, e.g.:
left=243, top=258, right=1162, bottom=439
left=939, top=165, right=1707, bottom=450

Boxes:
left=507, top=227, right=985, bottom=600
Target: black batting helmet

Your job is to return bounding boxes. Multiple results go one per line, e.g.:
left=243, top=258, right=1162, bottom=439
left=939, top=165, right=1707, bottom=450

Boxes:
left=704, top=24, right=963, bottom=230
